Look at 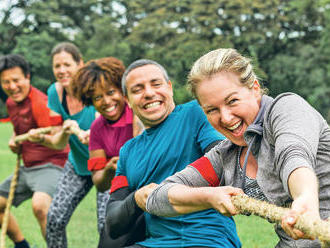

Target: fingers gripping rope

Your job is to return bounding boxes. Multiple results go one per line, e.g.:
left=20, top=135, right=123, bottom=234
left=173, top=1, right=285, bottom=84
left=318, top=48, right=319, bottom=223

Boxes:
left=14, top=126, right=54, bottom=143
left=232, top=195, right=330, bottom=247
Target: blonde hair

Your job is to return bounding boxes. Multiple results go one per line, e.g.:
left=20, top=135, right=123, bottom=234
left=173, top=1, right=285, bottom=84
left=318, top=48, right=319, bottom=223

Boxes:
left=188, top=48, right=266, bottom=98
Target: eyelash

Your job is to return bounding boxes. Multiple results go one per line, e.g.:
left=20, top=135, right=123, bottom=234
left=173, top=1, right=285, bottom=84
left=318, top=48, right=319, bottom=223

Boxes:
left=228, top=99, right=237, bottom=105
left=206, top=109, right=217, bottom=114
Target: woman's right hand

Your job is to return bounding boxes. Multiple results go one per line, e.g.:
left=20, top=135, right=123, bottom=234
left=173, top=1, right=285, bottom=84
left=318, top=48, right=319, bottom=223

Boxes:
left=207, top=186, right=244, bottom=217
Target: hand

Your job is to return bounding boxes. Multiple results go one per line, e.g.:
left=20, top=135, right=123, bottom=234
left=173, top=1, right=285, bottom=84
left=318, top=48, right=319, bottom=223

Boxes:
left=281, top=194, right=320, bottom=240
left=9, top=137, right=21, bottom=154
left=105, top=156, right=119, bottom=171
left=62, top=119, right=79, bottom=135
left=77, top=129, right=90, bottom=145
left=27, top=128, right=45, bottom=143
left=135, top=183, right=158, bottom=211
left=207, top=186, right=244, bottom=217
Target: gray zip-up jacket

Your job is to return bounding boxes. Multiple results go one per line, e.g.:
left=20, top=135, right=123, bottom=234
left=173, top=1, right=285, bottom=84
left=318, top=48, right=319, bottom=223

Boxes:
left=147, top=93, right=330, bottom=248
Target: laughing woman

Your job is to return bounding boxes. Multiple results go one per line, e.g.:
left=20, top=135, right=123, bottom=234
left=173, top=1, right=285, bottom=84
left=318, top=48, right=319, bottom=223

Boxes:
left=41, top=42, right=107, bottom=248
left=71, top=56, right=143, bottom=193
left=146, top=48, right=330, bottom=248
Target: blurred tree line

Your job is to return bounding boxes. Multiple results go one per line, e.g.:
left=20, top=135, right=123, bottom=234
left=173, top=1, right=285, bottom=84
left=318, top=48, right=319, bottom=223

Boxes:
left=0, top=0, right=330, bottom=122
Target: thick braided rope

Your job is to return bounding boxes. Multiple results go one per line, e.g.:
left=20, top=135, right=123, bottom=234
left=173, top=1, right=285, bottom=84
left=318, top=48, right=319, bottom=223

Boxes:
left=13, top=125, right=84, bottom=144
left=232, top=195, right=330, bottom=247
left=0, top=155, right=20, bottom=248
left=14, top=126, right=54, bottom=143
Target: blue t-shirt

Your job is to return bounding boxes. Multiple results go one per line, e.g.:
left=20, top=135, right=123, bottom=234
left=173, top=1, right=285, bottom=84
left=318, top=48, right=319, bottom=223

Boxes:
left=116, top=100, right=241, bottom=248
left=47, top=83, right=96, bottom=176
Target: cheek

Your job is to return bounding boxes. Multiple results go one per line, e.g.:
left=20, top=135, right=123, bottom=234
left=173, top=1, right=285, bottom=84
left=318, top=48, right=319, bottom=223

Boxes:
left=93, top=102, right=102, bottom=111
left=207, top=115, right=219, bottom=128
left=1, top=84, right=8, bottom=91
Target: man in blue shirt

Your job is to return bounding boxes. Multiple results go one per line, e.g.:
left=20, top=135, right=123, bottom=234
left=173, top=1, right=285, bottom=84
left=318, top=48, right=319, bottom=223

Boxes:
left=102, top=59, right=241, bottom=248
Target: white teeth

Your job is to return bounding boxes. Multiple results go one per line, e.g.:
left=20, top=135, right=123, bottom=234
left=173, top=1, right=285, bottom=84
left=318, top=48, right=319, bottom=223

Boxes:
left=227, top=121, right=242, bottom=130
left=105, top=106, right=116, bottom=112
left=145, top=102, right=160, bottom=109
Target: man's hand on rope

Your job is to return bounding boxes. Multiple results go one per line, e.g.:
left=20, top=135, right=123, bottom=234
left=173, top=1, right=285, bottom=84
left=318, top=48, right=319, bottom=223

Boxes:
left=27, top=128, right=46, bottom=143
left=8, top=136, right=21, bottom=154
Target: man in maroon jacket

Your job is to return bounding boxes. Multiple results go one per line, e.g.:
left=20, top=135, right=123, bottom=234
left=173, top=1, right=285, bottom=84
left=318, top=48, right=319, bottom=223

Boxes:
left=0, top=54, right=68, bottom=248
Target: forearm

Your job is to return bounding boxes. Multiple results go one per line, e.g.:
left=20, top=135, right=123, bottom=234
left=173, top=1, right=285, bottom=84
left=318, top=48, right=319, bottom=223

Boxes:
left=288, top=167, right=319, bottom=210
left=92, top=169, right=115, bottom=192
left=42, top=129, right=70, bottom=150
left=147, top=166, right=214, bottom=217
left=168, top=184, right=213, bottom=214
left=281, top=167, right=320, bottom=239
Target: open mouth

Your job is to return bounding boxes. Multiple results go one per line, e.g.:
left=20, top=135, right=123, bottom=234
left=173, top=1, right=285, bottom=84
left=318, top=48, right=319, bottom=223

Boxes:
left=105, top=105, right=116, bottom=113
left=227, top=121, right=244, bottom=136
left=58, top=75, right=71, bottom=83
left=10, top=91, right=21, bottom=98
left=144, top=101, right=161, bottom=109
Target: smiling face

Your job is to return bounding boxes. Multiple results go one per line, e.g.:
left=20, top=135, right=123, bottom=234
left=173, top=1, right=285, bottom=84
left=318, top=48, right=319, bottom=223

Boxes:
left=197, top=71, right=261, bottom=146
left=125, top=64, right=175, bottom=128
left=92, top=83, right=126, bottom=122
left=1, top=67, right=30, bottom=103
left=52, top=51, right=82, bottom=88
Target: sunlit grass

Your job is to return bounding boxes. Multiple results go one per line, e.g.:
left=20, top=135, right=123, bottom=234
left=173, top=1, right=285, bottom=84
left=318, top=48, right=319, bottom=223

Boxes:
left=0, top=123, right=98, bottom=248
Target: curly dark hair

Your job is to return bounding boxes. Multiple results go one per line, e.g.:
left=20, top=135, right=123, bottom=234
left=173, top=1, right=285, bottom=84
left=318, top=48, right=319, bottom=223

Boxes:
left=72, top=57, right=125, bottom=105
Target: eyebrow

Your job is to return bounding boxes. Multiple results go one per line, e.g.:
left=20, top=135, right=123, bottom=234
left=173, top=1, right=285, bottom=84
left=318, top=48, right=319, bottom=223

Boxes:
left=224, top=91, right=238, bottom=102
left=129, top=83, right=143, bottom=89
left=201, top=91, right=238, bottom=109
left=150, top=78, right=162, bottom=83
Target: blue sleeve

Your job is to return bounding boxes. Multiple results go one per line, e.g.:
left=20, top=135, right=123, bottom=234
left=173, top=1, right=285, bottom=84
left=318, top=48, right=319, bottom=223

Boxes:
left=47, top=83, right=61, bottom=114
left=115, top=143, right=127, bottom=177
left=191, top=101, right=225, bottom=152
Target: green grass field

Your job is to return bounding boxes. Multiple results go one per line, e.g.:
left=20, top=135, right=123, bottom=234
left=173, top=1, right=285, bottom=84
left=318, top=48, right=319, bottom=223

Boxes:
left=0, top=122, right=279, bottom=247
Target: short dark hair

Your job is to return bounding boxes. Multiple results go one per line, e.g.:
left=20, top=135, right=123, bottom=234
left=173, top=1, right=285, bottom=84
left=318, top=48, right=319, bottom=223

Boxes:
left=121, top=59, right=169, bottom=96
left=0, top=54, right=30, bottom=77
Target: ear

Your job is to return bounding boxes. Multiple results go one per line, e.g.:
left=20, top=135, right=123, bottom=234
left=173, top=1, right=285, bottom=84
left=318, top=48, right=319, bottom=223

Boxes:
left=26, top=73, right=31, bottom=80
left=168, top=80, right=173, bottom=95
left=78, top=60, right=84, bottom=68
left=252, top=80, right=260, bottom=90
left=252, top=80, right=262, bottom=98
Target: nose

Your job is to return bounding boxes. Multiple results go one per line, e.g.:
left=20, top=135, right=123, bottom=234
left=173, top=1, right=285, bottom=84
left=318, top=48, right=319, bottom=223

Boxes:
left=8, top=81, right=17, bottom=91
left=58, top=65, right=66, bottom=73
left=143, top=84, right=155, bottom=99
left=102, top=95, right=112, bottom=105
left=220, top=107, right=233, bottom=124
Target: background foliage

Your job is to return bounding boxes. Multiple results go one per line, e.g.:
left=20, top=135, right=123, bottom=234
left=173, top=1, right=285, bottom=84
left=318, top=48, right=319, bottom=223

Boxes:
left=1, top=0, right=330, bottom=121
